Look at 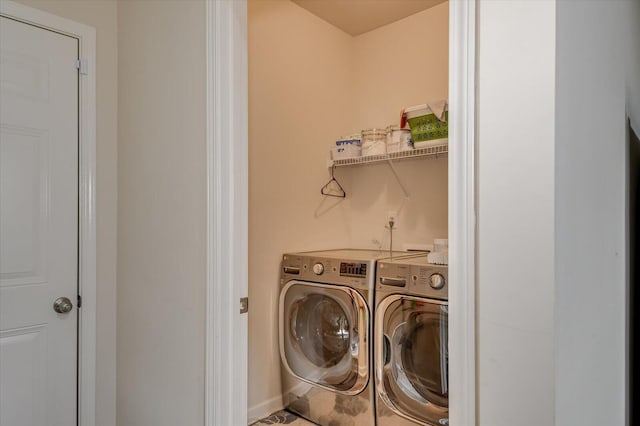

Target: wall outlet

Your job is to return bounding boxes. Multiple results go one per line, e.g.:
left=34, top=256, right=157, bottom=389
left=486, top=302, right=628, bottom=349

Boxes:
left=387, top=211, right=398, bottom=229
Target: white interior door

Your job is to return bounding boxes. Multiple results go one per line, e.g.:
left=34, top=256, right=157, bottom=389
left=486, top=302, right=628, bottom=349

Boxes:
left=0, top=16, right=79, bottom=426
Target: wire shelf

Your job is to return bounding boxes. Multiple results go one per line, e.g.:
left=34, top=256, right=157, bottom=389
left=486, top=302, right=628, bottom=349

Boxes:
left=332, top=144, right=448, bottom=167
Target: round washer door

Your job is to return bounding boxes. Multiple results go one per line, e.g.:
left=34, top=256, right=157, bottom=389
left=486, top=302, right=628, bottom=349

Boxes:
left=375, top=295, right=448, bottom=425
left=279, top=280, right=369, bottom=395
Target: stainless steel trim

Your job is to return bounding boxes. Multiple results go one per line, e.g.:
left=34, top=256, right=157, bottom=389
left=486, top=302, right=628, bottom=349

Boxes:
left=279, top=279, right=370, bottom=396
left=380, top=277, right=407, bottom=287
left=375, top=294, right=448, bottom=425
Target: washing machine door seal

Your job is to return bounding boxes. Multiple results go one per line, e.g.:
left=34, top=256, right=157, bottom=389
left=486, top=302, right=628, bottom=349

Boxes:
left=279, top=280, right=369, bottom=395
left=375, top=295, right=449, bottom=425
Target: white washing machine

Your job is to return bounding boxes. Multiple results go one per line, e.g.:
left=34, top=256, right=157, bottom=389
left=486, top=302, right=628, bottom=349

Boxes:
left=279, top=249, right=418, bottom=426
left=375, top=255, right=449, bottom=426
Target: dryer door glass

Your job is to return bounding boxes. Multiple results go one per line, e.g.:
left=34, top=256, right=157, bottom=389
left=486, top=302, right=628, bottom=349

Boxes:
left=281, top=281, right=369, bottom=394
left=401, top=309, right=449, bottom=407
left=376, top=296, right=448, bottom=424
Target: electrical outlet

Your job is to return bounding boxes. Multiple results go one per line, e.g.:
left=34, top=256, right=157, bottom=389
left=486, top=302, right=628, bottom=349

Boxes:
left=387, top=211, right=398, bottom=229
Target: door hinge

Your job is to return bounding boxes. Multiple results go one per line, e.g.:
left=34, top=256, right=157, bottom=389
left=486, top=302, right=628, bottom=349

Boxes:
left=240, top=297, right=248, bottom=314
left=77, top=294, right=82, bottom=308
left=75, top=59, right=88, bottom=75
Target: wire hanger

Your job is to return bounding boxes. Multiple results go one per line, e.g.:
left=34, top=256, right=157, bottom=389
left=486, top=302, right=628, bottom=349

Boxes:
left=321, top=164, right=346, bottom=198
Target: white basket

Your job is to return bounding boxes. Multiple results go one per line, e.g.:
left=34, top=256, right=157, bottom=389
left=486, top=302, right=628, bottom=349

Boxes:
left=362, top=140, right=386, bottom=156
left=331, top=144, right=361, bottom=160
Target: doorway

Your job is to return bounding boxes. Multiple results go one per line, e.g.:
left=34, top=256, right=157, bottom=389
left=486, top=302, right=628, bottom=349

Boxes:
left=204, top=1, right=476, bottom=425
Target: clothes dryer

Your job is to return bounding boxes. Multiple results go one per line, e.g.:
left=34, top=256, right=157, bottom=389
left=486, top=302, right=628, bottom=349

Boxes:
left=375, top=255, right=449, bottom=426
left=279, top=249, right=417, bottom=426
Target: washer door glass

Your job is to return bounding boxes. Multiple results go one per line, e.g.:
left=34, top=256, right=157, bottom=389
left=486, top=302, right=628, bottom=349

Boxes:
left=293, top=293, right=350, bottom=368
left=280, top=281, right=369, bottom=394
left=376, top=296, right=448, bottom=424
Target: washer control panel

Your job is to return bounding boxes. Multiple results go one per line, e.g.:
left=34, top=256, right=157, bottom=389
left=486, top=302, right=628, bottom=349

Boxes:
left=281, top=254, right=373, bottom=290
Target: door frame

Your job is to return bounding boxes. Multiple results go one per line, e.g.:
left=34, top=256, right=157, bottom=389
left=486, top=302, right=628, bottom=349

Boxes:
left=204, top=0, right=476, bottom=424
left=0, top=2, right=97, bottom=425
left=448, top=1, right=477, bottom=425
left=205, top=1, right=249, bottom=425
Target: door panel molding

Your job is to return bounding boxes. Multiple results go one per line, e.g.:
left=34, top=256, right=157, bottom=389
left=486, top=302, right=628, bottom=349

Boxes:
left=0, top=324, right=47, bottom=426
left=0, top=125, right=50, bottom=287
left=0, top=2, right=97, bottom=425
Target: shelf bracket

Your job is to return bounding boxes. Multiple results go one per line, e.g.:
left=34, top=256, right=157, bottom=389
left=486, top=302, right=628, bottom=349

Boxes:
left=386, top=158, right=410, bottom=199
left=326, top=158, right=335, bottom=169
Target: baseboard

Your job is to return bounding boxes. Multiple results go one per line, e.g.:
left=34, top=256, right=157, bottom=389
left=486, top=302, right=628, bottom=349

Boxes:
left=247, top=394, right=284, bottom=425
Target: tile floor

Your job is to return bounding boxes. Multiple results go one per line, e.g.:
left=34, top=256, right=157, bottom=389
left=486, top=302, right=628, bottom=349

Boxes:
left=251, top=410, right=316, bottom=425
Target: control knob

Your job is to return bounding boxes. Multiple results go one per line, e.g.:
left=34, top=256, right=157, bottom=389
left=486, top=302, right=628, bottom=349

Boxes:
left=313, top=263, right=324, bottom=275
left=429, top=273, right=445, bottom=290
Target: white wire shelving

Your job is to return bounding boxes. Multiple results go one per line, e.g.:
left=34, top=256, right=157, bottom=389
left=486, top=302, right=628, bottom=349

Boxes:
left=324, top=143, right=448, bottom=199
left=331, top=143, right=448, bottom=167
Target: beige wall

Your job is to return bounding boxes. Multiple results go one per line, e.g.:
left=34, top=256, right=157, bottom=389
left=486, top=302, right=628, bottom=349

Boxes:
left=248, top=0, right=448, bottom=419
left=352, top=3, right=449, bottom=130
left=12, top=1, right=118, bottom=425
left=116, top=1, right=206, bottom=425
left=347, top=2, right=448, bottom=251
left=248, top=1, right=355, bottom=418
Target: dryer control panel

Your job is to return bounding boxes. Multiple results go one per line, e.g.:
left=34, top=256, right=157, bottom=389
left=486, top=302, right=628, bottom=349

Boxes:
left=376, top=257, right=448, bottom=300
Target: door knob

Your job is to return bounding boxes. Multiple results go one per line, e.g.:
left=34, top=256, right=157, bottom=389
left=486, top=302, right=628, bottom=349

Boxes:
left=53, top=297, right=73, bottom=314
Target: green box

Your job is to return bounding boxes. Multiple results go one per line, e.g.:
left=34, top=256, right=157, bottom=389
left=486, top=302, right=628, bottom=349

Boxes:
left=407, top=111, right=448, bottom=143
